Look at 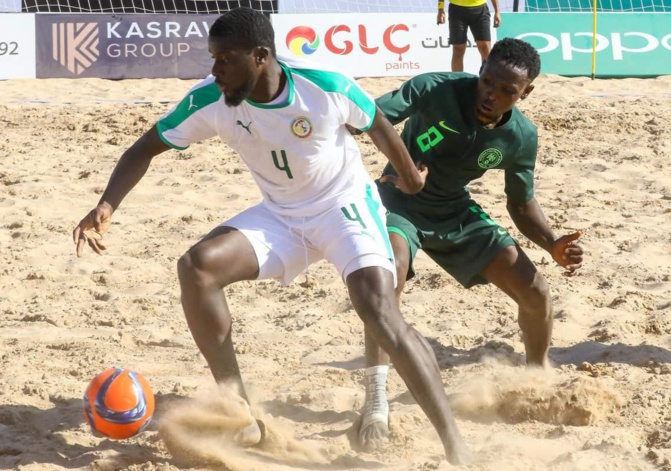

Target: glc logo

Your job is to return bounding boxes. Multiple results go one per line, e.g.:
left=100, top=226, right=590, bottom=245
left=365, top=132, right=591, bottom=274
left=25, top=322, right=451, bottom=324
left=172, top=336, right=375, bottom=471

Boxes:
left=285, top=24, right=410, bottom=59
left=286, top=26, right=320, bottom=56
left=52, top=22, right=100, bottom=75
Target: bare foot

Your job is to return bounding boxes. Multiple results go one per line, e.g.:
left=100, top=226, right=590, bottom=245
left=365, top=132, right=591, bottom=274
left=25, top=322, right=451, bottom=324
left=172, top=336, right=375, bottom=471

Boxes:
left=445, top=435, right=474, bottom=466
left=234, top=419, right=265, bottom=447
left=358, top=416, right=389, bottom=450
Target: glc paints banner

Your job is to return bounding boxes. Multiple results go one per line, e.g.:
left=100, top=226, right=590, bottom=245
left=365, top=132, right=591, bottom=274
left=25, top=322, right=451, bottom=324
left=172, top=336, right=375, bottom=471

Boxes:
left=35, top=14, right=220, bottom=79
left=499, top=12, right=671, bottom=77
left=0, top=13, right=36, bottom=79
left=271, top=13, right=496, bottom=77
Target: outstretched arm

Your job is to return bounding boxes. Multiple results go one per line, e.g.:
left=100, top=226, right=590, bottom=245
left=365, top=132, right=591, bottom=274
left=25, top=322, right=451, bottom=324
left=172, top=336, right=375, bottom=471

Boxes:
left=72, top=125, right=170, bottom=256
left=98, top=125, right=169, bottom=210
left=365, top=108, right=426, bottom=194
left=507, top=197, right=583, bottom=275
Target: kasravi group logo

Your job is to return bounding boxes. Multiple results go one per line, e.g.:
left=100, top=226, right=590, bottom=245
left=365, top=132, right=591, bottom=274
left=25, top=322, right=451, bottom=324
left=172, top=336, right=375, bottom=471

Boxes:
left=286, top=26, right=320, bottom=56
left=52, top=22, right=100, bottom=75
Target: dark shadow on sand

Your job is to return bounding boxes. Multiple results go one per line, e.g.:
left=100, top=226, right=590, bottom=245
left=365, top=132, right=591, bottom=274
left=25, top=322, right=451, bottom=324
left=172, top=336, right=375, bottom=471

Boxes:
left=550, top=341, right=671, bottom=366
left=314, top=336, right=524, bottom=372
left=0, top=392, right=187, bottom=469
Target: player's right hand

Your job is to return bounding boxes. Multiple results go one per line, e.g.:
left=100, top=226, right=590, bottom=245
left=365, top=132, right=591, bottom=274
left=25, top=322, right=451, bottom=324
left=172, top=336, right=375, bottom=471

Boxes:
left=551, top=231, right=583, bottom=276
left=437, top=10, right=446, bottom=24
left=73, top=202, right=113, bottom=257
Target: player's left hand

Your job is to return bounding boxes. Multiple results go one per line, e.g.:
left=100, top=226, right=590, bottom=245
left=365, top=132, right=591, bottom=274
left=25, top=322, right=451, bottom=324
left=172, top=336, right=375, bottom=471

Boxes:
left=551, top=231, right=583, bottom=276
left=379, top=162, right=428, bottom=194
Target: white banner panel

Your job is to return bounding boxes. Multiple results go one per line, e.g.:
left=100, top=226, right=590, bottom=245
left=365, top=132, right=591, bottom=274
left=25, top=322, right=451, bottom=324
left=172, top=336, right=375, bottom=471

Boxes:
left=0, top=14, right=36, bottom=79
left=271, top=13, right=496, bottom=77
left=278, top=0, right=522, bottom=14
left=0, top=0, right=21, bottom=13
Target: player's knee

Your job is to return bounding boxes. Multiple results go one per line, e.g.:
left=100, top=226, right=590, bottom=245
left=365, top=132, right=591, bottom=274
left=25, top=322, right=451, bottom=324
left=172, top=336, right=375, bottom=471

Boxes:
left=177, top=246, right=222, bottom=289
left=452, top=44, right=467, bottom=58
left=389, top=233, right=410, bottom=293
left=475, top=41, right=491, bottom=57
left=519, top=275, right=552, bottom=319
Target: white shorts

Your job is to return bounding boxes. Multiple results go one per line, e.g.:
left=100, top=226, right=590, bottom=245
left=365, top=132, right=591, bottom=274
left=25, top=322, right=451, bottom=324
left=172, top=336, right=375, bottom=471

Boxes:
left=220, top=184, right=396, bottom=286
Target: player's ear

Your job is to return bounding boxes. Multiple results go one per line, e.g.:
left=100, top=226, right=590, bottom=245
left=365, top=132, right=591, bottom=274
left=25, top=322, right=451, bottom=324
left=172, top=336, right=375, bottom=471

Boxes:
left=254, top=46, right=271, bottom=64
left=521, top=84, right=535, bottom=100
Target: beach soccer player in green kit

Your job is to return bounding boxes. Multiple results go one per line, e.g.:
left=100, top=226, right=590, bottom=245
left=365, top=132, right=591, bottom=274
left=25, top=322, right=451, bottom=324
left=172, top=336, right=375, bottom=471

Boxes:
left=357, top=38, right=584, bottom=447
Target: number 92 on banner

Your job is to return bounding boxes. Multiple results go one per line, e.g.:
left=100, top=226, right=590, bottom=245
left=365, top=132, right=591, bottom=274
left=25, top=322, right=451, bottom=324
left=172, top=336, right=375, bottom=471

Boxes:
left=0, top=14, right=36, bottom=79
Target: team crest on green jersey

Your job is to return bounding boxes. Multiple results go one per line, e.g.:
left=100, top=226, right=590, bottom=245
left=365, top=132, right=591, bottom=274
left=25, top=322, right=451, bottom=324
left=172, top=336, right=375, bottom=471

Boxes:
left=291, top=116, right=312, bottom=138
left=478, top=148, right=503, bottom=169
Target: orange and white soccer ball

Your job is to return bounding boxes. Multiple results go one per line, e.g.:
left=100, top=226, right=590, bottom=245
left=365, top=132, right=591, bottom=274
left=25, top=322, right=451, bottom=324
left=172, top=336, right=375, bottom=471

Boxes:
left=82, top=367, right=155, bottom=439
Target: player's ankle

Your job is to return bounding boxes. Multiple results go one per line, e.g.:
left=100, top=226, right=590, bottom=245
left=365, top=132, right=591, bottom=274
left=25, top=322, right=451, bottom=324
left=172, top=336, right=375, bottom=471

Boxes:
left=363, top=365, right=389, bottom=422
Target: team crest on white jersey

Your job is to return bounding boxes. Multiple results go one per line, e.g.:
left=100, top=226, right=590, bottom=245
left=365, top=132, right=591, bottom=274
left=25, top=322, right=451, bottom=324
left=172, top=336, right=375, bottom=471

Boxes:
left=291, top=116, right=312, bottom=138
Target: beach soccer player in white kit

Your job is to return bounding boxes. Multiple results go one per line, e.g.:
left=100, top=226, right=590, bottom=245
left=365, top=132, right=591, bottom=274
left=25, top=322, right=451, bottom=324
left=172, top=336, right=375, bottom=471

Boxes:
left=72, top=7, right=471, bottom=465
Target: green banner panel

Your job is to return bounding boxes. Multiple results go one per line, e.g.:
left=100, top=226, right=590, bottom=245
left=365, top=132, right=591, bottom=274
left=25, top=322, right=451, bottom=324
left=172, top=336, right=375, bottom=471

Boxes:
left=499, top=13, right=671, bottom=77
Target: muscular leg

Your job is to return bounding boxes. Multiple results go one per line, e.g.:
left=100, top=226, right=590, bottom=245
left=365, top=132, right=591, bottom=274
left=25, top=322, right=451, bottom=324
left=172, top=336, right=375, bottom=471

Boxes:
left=481, top=245, right=552, bottom=367
left=177, top=226, right=263, bottom=445
left=349, top=267, right=471, bottom=465
left=177, top=226, right=260, bottom=392
left=451, top=44, right=467, bottom=72
left=359, top=233, right=409, bottom=447
left=364, top=232, right=409, bottom=366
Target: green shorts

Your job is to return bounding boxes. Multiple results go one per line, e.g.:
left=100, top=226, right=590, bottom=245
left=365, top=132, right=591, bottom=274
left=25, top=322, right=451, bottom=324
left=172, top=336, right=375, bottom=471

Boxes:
left=387, top=202, right=516, bottom=288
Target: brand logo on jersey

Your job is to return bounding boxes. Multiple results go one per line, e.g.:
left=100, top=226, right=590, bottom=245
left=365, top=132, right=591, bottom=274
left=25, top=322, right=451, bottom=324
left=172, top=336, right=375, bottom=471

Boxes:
left=477, top=148, right=503, bottom=169
left=236, top=120, right=252, bottom=134
left=188, top=95, right=197, bottom=110
left=291, top=117, right=312, bottom=138
left=51, top=22, right=100, bottom=75
left=438, top=121, right=460, bottom=134
left=286, top=26, right=320, bottom=56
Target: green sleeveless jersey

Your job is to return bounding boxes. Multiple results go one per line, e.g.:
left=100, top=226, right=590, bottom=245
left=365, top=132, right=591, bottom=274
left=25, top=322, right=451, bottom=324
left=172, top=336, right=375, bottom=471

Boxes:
left=376, top=72, right=538, bottom=219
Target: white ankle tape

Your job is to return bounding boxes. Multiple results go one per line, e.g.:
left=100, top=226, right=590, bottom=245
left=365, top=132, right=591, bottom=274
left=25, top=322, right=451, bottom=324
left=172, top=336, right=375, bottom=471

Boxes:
left=362, top=365, right=389, bottom=426
left=365, top=365, right=389, bottom=377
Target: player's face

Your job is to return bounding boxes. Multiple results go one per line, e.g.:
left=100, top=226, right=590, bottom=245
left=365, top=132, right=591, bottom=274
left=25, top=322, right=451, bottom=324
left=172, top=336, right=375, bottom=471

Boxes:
left=475, top=60, right=534, bottom=125
left=208, top=36, right=260, bottom=107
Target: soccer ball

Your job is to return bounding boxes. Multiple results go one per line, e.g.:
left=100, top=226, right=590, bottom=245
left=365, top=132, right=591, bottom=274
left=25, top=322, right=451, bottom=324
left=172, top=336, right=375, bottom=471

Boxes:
left=82, top=367, right=155, bottom=439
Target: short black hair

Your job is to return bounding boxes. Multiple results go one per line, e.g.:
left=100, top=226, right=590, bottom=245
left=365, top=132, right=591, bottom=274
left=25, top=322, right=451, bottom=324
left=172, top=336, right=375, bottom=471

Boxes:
left=488, top=38, right=541, bottom=81
left=209, top=7, right=276, bottom=57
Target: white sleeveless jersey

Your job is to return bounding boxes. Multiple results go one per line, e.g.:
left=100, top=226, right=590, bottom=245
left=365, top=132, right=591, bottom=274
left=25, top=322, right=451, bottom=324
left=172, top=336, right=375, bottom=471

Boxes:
left=156, top=56, right=377, bottom=218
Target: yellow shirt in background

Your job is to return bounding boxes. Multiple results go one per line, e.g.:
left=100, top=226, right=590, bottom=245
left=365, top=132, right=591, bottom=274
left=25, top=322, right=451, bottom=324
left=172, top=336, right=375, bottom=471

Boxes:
left=447, top=0, right=487, bottom=7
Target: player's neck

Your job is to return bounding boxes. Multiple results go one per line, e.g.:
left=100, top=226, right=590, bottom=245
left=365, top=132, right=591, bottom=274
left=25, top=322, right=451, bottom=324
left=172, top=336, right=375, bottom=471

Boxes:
left=477, top=109, right=511, bottom=129
left=249, top=59, right=286, bottom=104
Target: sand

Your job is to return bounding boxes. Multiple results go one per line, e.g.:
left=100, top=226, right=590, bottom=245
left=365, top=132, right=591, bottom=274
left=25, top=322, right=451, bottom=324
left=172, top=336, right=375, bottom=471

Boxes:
left=0, top=73, right=670, bottom=471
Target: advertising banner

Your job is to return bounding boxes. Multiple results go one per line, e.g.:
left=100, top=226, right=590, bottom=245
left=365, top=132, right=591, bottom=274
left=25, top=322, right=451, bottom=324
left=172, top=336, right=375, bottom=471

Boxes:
left=0, top=13, right=35, bottom=79
left=271, top=13, right=496, bottom=77
left=499, top=13, right=671, bottom=77
left=278, top=0, right=520, bottom=14
left=20, top=0, right=275, bottom=13
left=35, top=14, right=219, bottom=79
left=0, top=0, right=21, bottom=12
